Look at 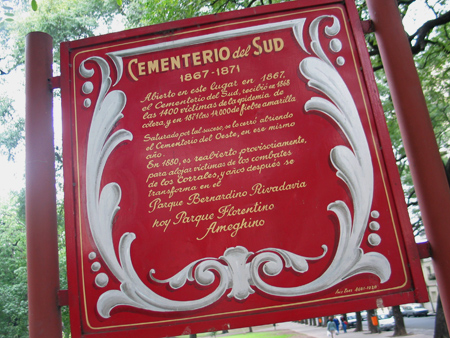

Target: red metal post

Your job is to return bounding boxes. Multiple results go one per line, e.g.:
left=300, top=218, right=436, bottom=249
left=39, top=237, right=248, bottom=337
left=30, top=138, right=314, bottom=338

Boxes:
left=366, top=0, right=450, bottom=322
left=25, top=32, right=62, bottom=338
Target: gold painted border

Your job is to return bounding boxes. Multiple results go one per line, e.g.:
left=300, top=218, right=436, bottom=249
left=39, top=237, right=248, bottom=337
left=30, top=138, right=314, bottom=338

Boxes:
left=69, top=5, right=410, bottom=331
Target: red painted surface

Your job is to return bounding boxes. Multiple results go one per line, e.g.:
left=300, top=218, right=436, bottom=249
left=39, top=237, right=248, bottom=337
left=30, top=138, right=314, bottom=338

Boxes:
left=60, top=1, right=427, bottom=337
left=25, top=32, right=62, bottom=338
left=366, top=0, right=450, bottom=322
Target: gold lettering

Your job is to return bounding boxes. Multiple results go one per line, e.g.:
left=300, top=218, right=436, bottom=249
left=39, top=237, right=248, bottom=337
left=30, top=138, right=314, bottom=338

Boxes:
left=138, top=61, right=146, bottom=76
left=197, top=218, right=265, bottom=240
left=128, top=58, right=138, bottom=81
left=202, top=50, right=214, bottom=63
left=170, top=56, right=181, bottom=70
left=274, top=38, right=284, bottom=52
left=252, top=36, right=263, bottom=56
left=147, top=60, right=159, bottom=74
left=192, top=52, right=201, bottom=66
left=173, top=210, right=215, bottom=227
left=160, top=58, right=169, bottom=72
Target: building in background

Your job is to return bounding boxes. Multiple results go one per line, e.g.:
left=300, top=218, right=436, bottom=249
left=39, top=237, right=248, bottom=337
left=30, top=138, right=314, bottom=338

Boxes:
left=421, top=258, right=438, bottom=313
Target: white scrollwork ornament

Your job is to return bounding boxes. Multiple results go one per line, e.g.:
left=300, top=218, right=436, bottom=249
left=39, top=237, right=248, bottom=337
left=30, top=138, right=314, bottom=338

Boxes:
left=79, top=15, right=391, bottom=319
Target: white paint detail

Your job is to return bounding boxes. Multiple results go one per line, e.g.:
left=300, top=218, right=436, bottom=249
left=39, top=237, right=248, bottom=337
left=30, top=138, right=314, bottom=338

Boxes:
left=82, top=81, right=94, bottom=94
left=369, top=221, right=381, bottom=231
left=95, top=273, right=109, bottom=288
left=336, top=56, right=345, bottom=66
left=368, top=234, right=382, bottom=246
left=330, top=38, right=342, bottom=53
left=79, top=16, right=391, bottom=318
left=91, top=262, right=101, bottom=272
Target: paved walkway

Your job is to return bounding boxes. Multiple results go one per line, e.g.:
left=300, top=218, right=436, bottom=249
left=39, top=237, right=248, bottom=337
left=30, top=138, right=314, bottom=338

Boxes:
left=219, top=321, right=434, bottom=338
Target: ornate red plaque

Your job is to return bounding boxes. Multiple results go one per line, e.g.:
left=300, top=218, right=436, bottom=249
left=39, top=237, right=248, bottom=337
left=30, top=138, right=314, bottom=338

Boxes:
left=60, top=1, right=427, bottom=337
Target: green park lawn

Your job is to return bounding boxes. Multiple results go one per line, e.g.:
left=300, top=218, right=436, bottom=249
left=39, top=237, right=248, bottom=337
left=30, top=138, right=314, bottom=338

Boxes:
left=181, top=332, right=295, bottom=338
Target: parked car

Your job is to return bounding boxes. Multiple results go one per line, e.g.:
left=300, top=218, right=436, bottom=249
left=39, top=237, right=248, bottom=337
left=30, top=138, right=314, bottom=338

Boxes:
left=361, top=311, right=367, bottom=321
left=401, top=304, right=429, bottom=317
left=378, top=314, right=395, bottom=331
left=346, top=314, right=357, bottom=328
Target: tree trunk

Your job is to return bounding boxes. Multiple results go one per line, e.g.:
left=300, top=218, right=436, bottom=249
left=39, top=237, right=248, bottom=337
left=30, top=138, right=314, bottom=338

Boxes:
left=367, top=309, right=378, bottom=333
left=392, top=305, right=408, bottom=336
left=249, top=327, right=253, bottom=333
left=433, top=162, right=450, bottom=338
left=435, top=295, right=450, bottom=338
left=355, top=312, right=363, bottom=332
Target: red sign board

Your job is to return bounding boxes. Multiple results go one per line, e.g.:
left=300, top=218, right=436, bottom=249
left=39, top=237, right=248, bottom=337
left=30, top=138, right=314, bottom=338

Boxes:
left=60, top=1, right=427, bottom=337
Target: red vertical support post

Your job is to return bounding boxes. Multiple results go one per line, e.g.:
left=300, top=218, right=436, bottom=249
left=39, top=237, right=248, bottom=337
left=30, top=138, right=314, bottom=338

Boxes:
left=25, top=32, right=62, bottom=338
left=366, top=0, right=450, bottom=323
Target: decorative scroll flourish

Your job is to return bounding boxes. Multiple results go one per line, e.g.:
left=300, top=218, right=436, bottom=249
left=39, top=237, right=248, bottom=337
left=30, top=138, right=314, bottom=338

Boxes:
left=79, top=16, right=391, bottom=319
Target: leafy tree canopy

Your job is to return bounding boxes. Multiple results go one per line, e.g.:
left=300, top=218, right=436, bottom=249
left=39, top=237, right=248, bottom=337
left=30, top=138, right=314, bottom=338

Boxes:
left=363, top=0, right=450, bottom=236
left=2, top=0, right=123, bottom=67
left=0, top=191, right=28, bottom=338
left=0, top=95, right=23, bottom=161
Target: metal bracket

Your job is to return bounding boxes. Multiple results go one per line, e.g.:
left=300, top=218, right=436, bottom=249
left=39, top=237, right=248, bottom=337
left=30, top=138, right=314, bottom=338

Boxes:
left=50, top=76, right=61, bottom=90
left=361, top=20, right=375, bottom=34
left=57, top=289, right=69, bottom=307
left=417, top=241, right=432, bottom=259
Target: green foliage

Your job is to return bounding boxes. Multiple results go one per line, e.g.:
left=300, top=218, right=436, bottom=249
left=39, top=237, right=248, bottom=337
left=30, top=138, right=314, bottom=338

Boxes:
left=0, top=95, right=23, bottom=161
left=124, top=0, right=208, bottom=27
left=415, top=23, right=450, bottom=152
left=0, top=189, right=68, bottom=337
left=0, top=192, right=28, bottom=338
left=31, top=0, right=123, bottom=9
left=0, top=0, right=124, bottom=159
left=11, top=0, right=122, bottom=64
left=123, top=0, right=286, bottom=28
left=54, top=194, right=70, bottom=337
left=361, top=1, right=450, bottom=236
left=410, top=21, right=450, bottom=235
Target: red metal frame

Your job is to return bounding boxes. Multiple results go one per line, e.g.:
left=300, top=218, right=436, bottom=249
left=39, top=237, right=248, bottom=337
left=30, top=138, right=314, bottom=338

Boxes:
left=26, top=1, right=448, bottom=337
left=56, top=1, right=435, bottom=337
left=25, top=32, right=62, bottom=338
left=346, top=0, right=429, bottom=304
left=366, top=0, right=450, bottom=323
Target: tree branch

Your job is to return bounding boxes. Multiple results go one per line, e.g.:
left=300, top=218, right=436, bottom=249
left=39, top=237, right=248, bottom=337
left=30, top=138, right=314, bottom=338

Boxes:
left=409, top=10, right=450, bottom=54
left=369, top=9, right=450, bottom=72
